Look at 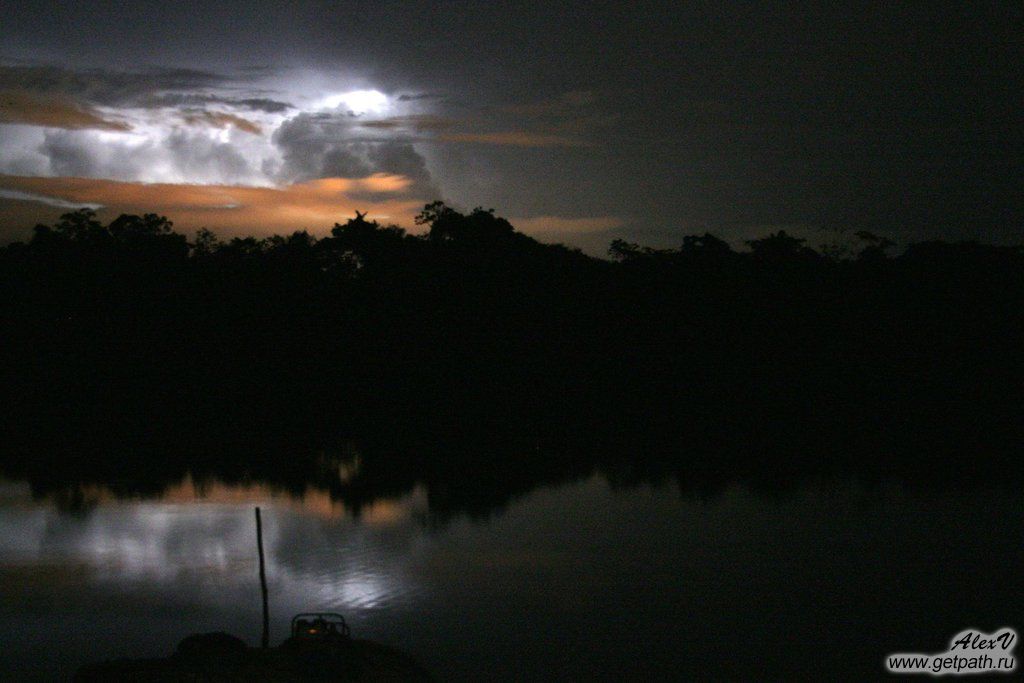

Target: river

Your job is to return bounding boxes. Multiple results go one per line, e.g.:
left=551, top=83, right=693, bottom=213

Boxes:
left=0, top=472, right=1020, bottom=680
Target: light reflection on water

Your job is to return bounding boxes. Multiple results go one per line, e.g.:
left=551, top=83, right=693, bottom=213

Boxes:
left=0, top=475, right=1022, bottom=681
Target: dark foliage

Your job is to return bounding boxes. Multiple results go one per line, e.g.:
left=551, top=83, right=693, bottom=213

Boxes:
left=2, top=206, right=1022, bottom=517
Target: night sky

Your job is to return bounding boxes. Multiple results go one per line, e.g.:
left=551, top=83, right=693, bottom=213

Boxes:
left=1, top=2, right=1020, bottom=254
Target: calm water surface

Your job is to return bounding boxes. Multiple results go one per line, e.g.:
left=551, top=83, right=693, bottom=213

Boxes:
left=0, top=474, right=1021, bottom=680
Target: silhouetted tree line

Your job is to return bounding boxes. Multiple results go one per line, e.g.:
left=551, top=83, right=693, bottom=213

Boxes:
left=1, top=204, right=1022, bottom=515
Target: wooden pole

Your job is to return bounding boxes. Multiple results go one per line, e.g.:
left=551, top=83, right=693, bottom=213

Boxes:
left=255, top=506, right=269, bottom=649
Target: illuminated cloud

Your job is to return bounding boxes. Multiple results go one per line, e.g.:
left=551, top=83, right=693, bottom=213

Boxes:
left=30, top=128, right=265, bottom=186
left=318, top=89, right=389, bottom=116
left=0, top=187, right=102, bottom=209
left=0, top=64, right=605, bottom=196
left=0, top=62, right=619, bottom=249
left=178, top=110, right=263, bottom=135
left=0, top=63, right=291, bottom=187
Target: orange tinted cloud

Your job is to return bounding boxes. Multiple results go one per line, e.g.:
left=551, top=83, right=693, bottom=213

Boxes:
left=179, top=110, right=262, bottom=135
left=0, top=174, right=426, bottom=236
left=351, top=113, right=596, bottom=147
left=0, top=90, right=131, bottom=131
left=511, top=215, right=623, bottom=235
left=358, top=114, right=456, bottom=132
left=511, top=215, right=624, bottom=256
left=439, top=131, right=590, bottom=147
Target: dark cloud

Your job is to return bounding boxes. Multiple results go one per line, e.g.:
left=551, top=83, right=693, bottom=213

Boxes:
left=0, top=63, right=229, bottom=107
left=272, top=111, right=437, bottom=196
left=318, top=145, right=372, bottom=178
left=0, top=1, right=323, bottom=68
left=365, top=142, right=433, bottom=188
left=272, top=112, right=360, bottom=181
left=438, top=131, right=589, bottom=148
left=143, top=93, right=293, bottom=113
left=500, top=90, right=599, bottom=118
left=397, top=93, right=440, bottom=102
left=235, top=98, right=292, bottom=113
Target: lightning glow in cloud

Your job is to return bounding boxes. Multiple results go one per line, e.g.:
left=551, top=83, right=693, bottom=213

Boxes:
left=318, top=90, right=389, bottom=115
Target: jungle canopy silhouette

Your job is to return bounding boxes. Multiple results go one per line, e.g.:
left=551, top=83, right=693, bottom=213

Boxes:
left=1, top=203, right=1022, bottom=515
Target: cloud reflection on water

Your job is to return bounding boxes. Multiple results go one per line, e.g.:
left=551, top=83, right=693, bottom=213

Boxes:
left=0, top=475, right=428, bottom=616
